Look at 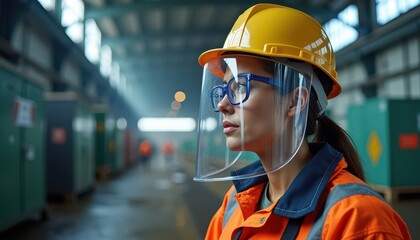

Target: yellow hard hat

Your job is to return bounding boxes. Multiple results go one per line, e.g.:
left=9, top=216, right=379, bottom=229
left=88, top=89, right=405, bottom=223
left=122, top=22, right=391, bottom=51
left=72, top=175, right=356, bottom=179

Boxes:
left=198, top=4, right=341, bottom=98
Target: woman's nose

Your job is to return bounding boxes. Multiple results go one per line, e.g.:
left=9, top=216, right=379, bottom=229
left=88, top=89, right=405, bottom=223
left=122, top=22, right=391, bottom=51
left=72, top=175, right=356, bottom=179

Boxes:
left=217, top=95, right=234, bottom=114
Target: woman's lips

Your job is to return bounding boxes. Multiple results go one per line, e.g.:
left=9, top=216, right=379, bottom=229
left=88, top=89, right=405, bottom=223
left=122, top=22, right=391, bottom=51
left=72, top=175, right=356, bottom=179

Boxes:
left=223, top=121, right=239, bottom=134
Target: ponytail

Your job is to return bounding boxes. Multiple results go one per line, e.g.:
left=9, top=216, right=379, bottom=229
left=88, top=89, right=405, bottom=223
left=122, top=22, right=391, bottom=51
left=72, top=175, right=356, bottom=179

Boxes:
left=314, top=116, right=365, bottom=181
left=306, top=88, right=365, bottom=181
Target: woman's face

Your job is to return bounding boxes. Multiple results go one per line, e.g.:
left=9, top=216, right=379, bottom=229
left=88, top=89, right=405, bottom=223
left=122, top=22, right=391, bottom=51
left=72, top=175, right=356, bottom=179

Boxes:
left=217, top=57, right=290, bottom=156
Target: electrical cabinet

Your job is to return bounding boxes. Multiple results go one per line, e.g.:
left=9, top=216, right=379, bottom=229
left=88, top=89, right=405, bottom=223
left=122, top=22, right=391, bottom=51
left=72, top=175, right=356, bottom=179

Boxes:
left=93, top=105, right=117, bottom=178
left=348, top=98, right=420, bottom=187
left=45, top=92, right=95, bottom=199
left=0, top=64, right=46, bottom=230
left=115, top=129, right=126, bottom=172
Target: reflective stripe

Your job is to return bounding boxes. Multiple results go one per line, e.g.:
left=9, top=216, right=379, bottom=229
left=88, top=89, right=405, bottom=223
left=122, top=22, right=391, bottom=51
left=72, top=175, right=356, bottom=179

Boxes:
left=223, top=188, right=238, bottom=228
left=307, top=183, right=384, bottom=239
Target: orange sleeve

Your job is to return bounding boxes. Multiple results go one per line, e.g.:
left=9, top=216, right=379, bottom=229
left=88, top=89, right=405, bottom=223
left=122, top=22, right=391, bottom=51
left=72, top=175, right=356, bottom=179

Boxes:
left=205, top=186, right=235, bottom=240
left=323, top=195, right=412, bottom=240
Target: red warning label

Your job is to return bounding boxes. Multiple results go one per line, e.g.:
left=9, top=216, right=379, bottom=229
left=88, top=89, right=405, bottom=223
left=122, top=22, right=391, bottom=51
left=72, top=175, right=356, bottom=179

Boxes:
left=399, top=134, right=418, bottom=149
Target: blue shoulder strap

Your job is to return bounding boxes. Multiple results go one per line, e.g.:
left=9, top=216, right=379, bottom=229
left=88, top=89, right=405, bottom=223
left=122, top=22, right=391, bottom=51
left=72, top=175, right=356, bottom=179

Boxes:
left=281, top=217, right=305, bottom=240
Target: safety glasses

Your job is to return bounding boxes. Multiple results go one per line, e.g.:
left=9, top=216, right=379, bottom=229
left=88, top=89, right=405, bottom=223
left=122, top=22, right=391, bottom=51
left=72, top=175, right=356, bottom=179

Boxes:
left=210, top=73, right=274, bottom=112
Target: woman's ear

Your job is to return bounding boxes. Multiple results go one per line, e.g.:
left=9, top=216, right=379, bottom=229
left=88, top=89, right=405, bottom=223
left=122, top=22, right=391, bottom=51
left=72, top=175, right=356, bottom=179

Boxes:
left=287, top=87, right=309, bottom=117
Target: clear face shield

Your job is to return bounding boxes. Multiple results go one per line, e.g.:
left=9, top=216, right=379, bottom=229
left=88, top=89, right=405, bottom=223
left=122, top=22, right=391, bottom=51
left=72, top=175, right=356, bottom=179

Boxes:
left=194, top=55, right=315, bottom=182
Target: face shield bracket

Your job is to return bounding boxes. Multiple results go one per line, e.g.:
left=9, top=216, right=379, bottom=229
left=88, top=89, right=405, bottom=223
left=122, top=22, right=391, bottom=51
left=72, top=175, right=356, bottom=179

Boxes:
left=311, top=75, right=328, bottom=118
left=273, top=58, right=328, bottom=118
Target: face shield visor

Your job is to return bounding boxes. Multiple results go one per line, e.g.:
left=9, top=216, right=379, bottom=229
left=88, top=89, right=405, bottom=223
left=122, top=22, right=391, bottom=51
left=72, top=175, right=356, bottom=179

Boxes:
left=194, top=55, right=315, bottom=182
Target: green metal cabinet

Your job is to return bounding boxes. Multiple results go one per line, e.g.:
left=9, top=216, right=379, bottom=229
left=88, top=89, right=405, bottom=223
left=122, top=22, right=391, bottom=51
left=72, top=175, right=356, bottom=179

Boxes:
left=94, top=106, right=117, bottom=178
left=348, top=98, right=420, bottom=187
left=45, top=93, right=95, bottom=198
left=115, top=129, right=126, bottom=172
left=73, top=104, right=95, bottom=192
left=105, top=114, right=117, bottom=172
left=0, top=65, right=46, bottom=230
left=94, top=112, right=126, bottom=175
left=94, top=110, right=107, bottom=169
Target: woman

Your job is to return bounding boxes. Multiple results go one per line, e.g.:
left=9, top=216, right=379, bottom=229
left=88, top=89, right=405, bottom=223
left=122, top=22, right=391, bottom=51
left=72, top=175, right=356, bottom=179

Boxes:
left=194, top=3, right=411, bottom=240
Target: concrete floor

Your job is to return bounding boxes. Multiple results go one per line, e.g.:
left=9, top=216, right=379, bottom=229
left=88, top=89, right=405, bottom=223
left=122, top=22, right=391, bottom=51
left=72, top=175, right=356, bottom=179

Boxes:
left=0, top=156, right=230, bottom=240
left=0, top=154, right=419, bottom=239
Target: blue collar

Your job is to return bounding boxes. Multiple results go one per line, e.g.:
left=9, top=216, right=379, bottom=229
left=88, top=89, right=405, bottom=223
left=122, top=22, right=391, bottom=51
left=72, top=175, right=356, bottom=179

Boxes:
left=231, top=143, right=343, bottom=218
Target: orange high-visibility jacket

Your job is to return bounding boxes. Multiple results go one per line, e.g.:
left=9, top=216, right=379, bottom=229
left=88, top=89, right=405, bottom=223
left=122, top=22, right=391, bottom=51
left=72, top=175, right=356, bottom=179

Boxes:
left=205, top=144, right=411, bottom=240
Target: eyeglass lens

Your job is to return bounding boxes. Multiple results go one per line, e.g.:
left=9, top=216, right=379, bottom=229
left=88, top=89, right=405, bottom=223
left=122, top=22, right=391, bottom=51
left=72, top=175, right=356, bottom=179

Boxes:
left=211, top=76, right=249, bottom=111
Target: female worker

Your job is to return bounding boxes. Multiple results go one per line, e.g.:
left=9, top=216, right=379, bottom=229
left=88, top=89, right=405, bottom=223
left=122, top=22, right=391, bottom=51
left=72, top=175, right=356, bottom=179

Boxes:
left=194, top=3, right=411, bottom=240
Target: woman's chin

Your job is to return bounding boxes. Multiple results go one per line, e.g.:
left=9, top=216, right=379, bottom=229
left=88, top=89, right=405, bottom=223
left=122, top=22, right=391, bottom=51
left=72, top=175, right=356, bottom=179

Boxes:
left=226, top=140, right=244, bottom=151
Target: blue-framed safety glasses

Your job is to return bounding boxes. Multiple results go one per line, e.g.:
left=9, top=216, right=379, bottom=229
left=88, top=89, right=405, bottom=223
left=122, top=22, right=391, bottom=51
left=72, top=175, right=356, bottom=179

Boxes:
left=210, top=74, right=274, bottom=112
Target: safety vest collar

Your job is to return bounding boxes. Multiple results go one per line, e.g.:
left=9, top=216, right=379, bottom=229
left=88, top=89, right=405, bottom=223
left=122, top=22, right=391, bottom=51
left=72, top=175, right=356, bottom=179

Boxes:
left=231, top=161, right=268, bottom=193
left=231, top=143, right=343, bottom=219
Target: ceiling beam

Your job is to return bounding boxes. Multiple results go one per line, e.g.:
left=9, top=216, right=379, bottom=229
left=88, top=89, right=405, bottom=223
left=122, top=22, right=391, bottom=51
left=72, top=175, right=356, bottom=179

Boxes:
left=114, top=49, right=207, bottom=63
left=126, top=67, right=200, bottom=76
left=310, top=0, right=330, bottom=5
left=85, top=0, right=256, bottom=19
left=121, top=62, right=202, bottom=73
left=85, top=0, right=333, bottom=21
left=102, top=30, right=226, bottom=47
left=336, top=6, right=420, bottom=68
left=120, top=59, right=201, bottom=70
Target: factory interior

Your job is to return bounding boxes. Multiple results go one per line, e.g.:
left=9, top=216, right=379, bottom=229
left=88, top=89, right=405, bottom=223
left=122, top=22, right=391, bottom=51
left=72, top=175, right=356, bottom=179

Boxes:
left=0, top=0, right=419, bottom=239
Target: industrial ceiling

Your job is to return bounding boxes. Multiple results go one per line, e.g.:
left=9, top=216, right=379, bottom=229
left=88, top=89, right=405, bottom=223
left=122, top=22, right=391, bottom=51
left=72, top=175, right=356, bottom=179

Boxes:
left=82, top=0, right=352, bottom=120
left=3, top=0, right=419, bottom=128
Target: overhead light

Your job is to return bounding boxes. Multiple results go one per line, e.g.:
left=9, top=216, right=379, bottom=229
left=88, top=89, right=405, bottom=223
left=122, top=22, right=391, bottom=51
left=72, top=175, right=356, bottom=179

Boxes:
left=174, top=91, right=186, bottom=102
left=137, top=118, right=196, bottom=132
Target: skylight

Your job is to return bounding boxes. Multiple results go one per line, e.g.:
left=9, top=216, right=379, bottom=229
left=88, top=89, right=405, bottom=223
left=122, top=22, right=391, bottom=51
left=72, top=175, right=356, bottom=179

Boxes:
left=376, top=0, right=419, bottom=25
left=323, top=4, right=359, bottom=51
left=61, top=0, right=84, bottom=43
left=37, top=0, right=55, bottom=11
left=84, top=19, right=101, bottom=64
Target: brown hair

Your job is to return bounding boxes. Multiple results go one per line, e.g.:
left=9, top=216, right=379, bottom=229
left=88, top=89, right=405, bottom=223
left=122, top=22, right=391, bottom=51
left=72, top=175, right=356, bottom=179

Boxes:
left=305, top=74, right=365, bottom=181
